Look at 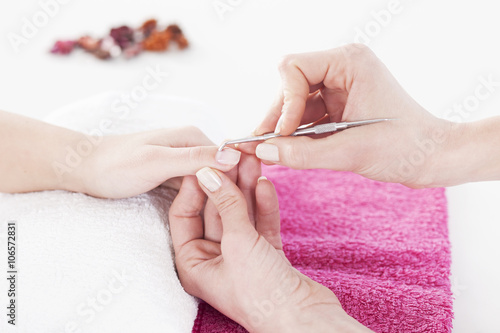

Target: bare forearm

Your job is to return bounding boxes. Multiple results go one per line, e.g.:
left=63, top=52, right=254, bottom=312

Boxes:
left=432, top=116, right=500, bottom=187
left=460, top=116, right=500, bottom=183
left=0, top=110, right=83, bottom=193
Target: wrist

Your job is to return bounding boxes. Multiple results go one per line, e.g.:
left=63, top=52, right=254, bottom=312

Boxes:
left=49, top=130, right=94, bottom=194
left=243, top=275, right=370, bottom=333
left=276, top=283, right=340, bottom=333
left=428, top=116, right=500, bottom=187
left=278, top=302, right=361, bottom=333
left=277, top=295, right=371, bottom=333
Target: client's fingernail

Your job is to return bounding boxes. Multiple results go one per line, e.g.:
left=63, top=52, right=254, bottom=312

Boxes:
left=196, top=167, right=222, bottom=192
left=216, top=148, right=241, bottom=166
left=256, top=143, right=279, bottom=162
left=257, top=176, right=268, bottom=183
left=274, top=114, right=285, bottom=134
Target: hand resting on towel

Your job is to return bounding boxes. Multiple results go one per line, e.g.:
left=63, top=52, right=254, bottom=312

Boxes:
left=0, top=110, right=241, bottom=198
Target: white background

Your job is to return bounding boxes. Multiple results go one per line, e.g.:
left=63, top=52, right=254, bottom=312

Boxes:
left=1, top=0, right=499, bottom=332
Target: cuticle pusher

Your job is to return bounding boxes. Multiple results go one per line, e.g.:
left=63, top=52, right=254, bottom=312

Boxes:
left=218, top=118, right=393, bottom=151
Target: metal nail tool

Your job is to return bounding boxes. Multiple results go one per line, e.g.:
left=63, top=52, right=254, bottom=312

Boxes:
left=218, top=118, right=393, bottom=151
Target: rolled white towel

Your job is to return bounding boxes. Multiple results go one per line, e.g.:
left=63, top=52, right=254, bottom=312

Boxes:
left=0, top=92, right=225, bottom=333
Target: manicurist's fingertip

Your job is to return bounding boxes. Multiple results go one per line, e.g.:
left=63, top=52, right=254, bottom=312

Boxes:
left=196, top=167, right=222, bottom=192
left=256, top=143, right=280, bottom=162
left=274, top=113, right=285, bottom=134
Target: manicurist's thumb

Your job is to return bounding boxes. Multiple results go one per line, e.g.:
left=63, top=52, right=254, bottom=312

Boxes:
left=195, top=167, right=253, bottom=235
left=255, top=135, right=350, bottom=171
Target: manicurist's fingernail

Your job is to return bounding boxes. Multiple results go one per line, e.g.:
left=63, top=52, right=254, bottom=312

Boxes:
left=256, top=143, right=279, bottom=162
left=215, top=148, right=241, bottom=166
left=274, top=113, right=285, bottom=134
left=196, top=167, right=222, bottom=192
left=257, top=176, right=268, bottom=183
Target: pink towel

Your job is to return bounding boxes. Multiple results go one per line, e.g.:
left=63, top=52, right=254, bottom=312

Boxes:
left=192, top=166, right=453, bottom=332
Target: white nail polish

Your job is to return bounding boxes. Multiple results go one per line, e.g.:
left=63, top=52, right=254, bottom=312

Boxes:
left=216, top=148, right=241, bottom=166
left=196, top=167, right=222, bottom=192
left=274, top=114, right=285, bottom=134
left=256, top=143, right=279, bottom=162
left=257, top=176, right=268, bottom=183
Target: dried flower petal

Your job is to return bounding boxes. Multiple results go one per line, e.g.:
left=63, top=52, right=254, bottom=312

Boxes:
left=93, top=48, right=111, bottom=60
left=50, top=40, right=76, bottom=54
left=50, top=19, right=188, bottom=60
left=166, top=24, right=182, bottom=36
left=78, top=36, right=100, bottom=52
left=110, top=26, right=134, bottom=49
left=142, top=31, right=171, bottom=51
left=175, top=35, right=189, bottom=49
left=133, top=30, right=145, bottom=43
left=100, top=36, right=121, bottom=58
left=165, top=24, right=189, bottom=49
left=140, top=19, right=157, bottom=38
left=123, top=44, right=143, bottom=59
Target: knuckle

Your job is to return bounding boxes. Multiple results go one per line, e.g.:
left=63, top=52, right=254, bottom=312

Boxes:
left=338, top=43, right=374, bottom=63
left=168, top=202, right=180, bottom=219
left=282, top=85, right=301, bottom=102
left=258, top=205, right=280, bottom=220
left=215, top=191, right=242, bottom=217
left=282, top=143, right=310, bottom=169
left=345, top=44, right=378, bottom=67
left=278, top=54, right=299, bottom=72
left=187, top=146, right=206, bottom=162
left=342, top=43, right=370, bottom=56
left=174, top=259, right=196, bottom=292
left=169, top=199, right=194, bottom=220
left=349, top=43, right=370, bottom=53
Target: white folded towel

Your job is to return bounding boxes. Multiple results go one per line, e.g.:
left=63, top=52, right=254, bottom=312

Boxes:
left=0, top=92, right=226, bottom=333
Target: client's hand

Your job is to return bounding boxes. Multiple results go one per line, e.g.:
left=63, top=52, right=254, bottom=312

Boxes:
left=169, top=163, right=372, bottom=332
left=79, top=127, right=241, bottom=198
left=0, top=111, right=241, bottom=197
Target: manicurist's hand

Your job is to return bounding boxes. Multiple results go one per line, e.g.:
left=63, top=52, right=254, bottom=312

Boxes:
left=201, top=152, right=262, bottom=243
left=169, top=162, right=372, bottom=332
left=0, top=110, right=241, bottom=198
left=249, top=44, right=477, bottom=188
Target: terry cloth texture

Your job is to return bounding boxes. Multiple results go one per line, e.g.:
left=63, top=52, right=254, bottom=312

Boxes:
left=0, top=92, right=226, bottom=333
left=192, top=165, right=453, bottom=333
